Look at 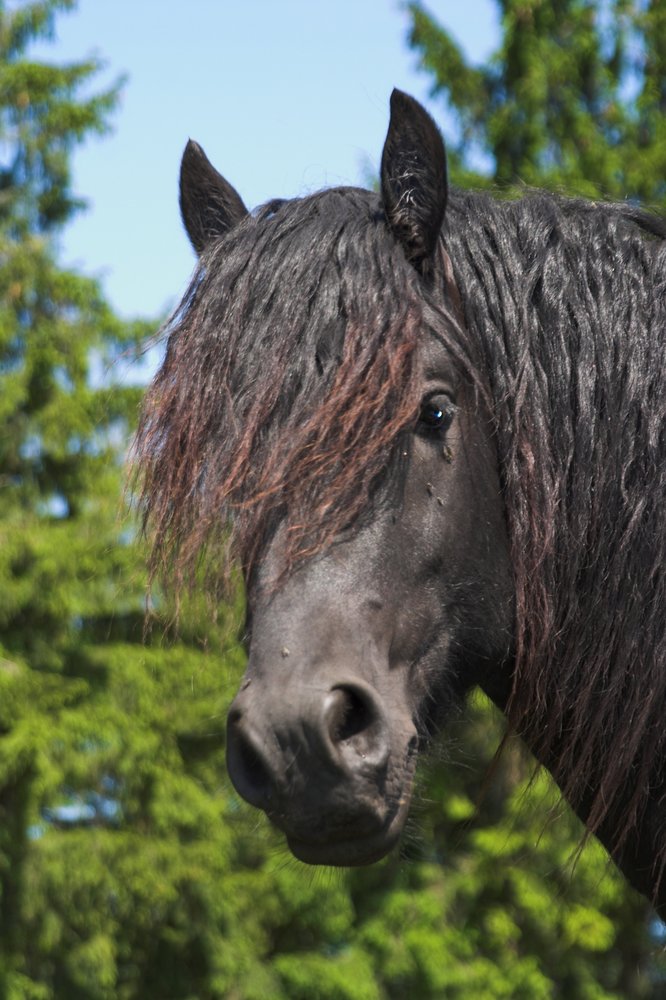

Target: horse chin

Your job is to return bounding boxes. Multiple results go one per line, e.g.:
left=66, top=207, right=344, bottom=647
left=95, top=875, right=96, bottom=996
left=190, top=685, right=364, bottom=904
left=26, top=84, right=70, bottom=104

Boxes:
left=283, top=794, right=412, bottom=867
left=287, top=829, right=399, bottom=867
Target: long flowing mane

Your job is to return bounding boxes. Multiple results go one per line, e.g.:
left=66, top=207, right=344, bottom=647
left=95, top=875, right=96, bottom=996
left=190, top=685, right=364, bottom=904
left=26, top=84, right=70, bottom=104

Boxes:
left=443, top=192, right=666, bottom=877
left=134, top=182, right=666, bottom=884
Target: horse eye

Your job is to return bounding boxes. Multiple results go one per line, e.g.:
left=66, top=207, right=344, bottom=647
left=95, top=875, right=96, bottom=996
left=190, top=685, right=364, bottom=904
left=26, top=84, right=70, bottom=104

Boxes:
left=417, top=395, right=455, bottom=434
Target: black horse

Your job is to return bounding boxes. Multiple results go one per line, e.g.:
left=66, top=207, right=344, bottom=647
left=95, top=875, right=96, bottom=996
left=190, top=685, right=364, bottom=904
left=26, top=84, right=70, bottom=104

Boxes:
left=135, top=91, right=666, bottom=909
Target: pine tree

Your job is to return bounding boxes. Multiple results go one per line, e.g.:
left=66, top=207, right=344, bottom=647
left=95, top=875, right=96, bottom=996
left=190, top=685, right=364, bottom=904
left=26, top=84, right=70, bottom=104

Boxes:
left=0, top=0, right=140, bottom=991
left=0, top=3, right=246, bottom=996
left=407, top=0, right=666, bottom=204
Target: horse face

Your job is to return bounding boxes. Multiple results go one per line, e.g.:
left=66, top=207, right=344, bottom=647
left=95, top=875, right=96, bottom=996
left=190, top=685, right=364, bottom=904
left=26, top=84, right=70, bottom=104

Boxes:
left=171, top=90, right=512, bottom=862
left=226, top=333, right=513, bottom=865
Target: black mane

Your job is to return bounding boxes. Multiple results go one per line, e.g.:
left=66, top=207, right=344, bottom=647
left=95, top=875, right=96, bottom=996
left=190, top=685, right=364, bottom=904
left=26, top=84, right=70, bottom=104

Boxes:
left=442, top=190, right=666, bottom=887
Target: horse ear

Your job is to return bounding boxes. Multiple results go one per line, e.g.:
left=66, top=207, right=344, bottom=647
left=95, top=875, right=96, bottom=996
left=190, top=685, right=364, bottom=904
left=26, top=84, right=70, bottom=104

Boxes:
left=179, top=139, right=248, bottom=255
left=380, top=89, right=448, bottom=269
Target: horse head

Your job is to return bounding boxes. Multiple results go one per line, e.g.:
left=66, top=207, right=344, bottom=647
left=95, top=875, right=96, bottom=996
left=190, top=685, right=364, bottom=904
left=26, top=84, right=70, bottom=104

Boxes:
left=174, top=92, right=512, bottom=866
left=136, top=91, right=666, bottom=907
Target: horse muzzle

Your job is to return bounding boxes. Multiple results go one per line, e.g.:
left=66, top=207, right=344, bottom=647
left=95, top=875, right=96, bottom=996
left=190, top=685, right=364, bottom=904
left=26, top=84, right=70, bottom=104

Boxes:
left=226, top=674, right=418, bottom=865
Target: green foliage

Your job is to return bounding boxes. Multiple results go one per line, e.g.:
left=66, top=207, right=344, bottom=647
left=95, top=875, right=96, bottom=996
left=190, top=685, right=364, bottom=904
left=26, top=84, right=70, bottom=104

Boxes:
left=0, top=1, right=664, bottom=997
left=342, top=695, right=661, bottom=999
left=408, top=0, right=666, bottom=205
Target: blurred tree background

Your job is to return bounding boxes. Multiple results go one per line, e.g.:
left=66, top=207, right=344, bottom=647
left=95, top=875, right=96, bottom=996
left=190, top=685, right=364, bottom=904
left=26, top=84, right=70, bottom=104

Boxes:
left=408, top=0, right=666, bottom=201
left=0, top=0, right=664, bottom=997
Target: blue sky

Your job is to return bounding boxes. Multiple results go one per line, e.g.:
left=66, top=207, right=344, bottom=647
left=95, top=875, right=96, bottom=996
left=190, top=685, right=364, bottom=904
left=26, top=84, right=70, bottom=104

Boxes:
left=37, top=1, right=499, bottom=321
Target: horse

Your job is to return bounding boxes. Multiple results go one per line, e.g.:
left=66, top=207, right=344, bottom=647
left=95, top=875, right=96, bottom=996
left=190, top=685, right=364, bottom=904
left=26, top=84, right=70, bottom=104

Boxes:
left=134, top=90, right=666, bottom=910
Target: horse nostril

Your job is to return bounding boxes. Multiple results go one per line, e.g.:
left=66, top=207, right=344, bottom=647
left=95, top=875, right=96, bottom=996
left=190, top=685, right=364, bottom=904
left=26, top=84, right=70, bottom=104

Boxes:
left=324, top=683, right=389, bottom=770
left=226, top=706, right=274, bottom=810
left=329, top=687, right=370, bottom=741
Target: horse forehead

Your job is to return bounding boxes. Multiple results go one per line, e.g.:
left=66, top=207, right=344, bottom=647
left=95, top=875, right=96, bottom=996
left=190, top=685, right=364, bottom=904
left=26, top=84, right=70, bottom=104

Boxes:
left=418, top=332, right=458, bottom=381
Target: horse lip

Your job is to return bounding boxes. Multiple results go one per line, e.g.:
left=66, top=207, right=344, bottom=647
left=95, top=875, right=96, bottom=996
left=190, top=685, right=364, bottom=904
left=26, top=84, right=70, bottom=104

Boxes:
left=286, top=822, right=403, bottom=867
left=280, top=784, right=414, bottom=867
left=267, top=799, right=387, bottom=842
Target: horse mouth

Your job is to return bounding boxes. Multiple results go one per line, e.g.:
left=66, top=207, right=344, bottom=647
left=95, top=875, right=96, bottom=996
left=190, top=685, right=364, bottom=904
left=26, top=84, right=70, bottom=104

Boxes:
left=286, top=824, right=402, bottom=867
left=263, top=733, right=419, bottom=866
left=280, top=792, right=412, bottom=867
